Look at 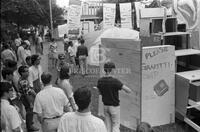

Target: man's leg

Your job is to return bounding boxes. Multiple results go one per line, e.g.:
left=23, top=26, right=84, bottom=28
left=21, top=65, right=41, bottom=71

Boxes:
left=104, top=106, right=112, bottom=132
left=79, top=56, right=84, bottom=75
left=110, top=106, right=120, bottom=132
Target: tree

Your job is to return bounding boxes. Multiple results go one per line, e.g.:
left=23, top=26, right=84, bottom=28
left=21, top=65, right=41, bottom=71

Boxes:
left=1, top=0, right=64, bottom=27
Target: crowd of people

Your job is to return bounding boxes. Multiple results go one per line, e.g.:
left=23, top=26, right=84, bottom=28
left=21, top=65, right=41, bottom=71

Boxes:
left=1, top=32, right=154, bottom=132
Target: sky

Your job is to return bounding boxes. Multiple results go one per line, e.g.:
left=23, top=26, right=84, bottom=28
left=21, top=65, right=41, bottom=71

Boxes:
left=56, top=0, right=69, bottom=7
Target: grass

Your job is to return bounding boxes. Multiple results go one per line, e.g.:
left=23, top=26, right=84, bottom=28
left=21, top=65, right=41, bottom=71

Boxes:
left=67, top=65, right=196, bottom=132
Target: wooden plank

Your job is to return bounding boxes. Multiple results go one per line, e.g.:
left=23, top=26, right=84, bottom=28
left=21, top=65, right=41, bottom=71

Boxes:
left=184, top=118, right=200, bottom=132
left=175, top=49, right=200, bottom=57
left=142, top=45, right=175, bottom=126
left=100, top=38, right=141, bottom=130
left=140, top=8, right=165, bottom=18
left=175, top=70, right=200, bottom=82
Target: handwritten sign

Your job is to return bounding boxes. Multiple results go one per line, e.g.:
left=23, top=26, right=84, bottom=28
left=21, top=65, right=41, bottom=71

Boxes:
left=120, top=3, right=132, bottom=29
left=103, top=3, right=116, bottom=29
left=142, top=45, right=175, bottom=126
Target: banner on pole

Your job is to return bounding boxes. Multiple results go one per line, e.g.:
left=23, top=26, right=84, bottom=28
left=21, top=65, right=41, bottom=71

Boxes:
left=68, top=0, right=82, bottom=39
left=120, top=3, right=132, bottom=29
left=103, top=3, right=116, bottom=29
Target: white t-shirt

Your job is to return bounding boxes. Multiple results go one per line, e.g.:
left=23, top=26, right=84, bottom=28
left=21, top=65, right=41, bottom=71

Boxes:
left=33, top=85, right=69, bottom=118
left=58, top=79, right=73, bottom=98
left=68, top=46, right=75, bottom=57
left=28, top=65, right=43, bottom=87
left=1, top=99, right=22, bottom=132
left=17, top=46, right=26, bottom=65
left=57, top=112, right=107, bottom=132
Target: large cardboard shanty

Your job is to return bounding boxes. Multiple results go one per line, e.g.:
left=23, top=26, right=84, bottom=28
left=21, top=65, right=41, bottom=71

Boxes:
left=142, top=45, right=175, bottom=126
left=99, top=38, right=175, bottom=130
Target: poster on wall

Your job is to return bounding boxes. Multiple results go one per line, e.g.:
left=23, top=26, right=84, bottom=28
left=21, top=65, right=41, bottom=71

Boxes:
left=120, top=3, right=132, bottom=29
left=103, top=3, right=116, bottom=29
left=68, top=0, right=82, bottom=39
left=142, top=45, right=175, bottom=126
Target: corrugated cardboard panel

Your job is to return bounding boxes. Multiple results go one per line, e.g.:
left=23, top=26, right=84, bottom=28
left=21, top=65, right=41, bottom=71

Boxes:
left=142, top=45, right=175, bottom=126
left=100, top=38, right=141, bottom=130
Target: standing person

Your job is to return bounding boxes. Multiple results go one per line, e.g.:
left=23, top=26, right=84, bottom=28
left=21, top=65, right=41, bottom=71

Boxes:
left=57, top=65, right=77, bottom=111
left=28, top=54, right=43, bottom=93
left=14, top=33, right=22, bottom=54
left=57, top=87, right=107, bottom=132
left=68, top=41, right=76, bottom=72
left=24, top=40, right=32, bottom=58
left=18, top=65, right=39, bottom=131
left=25, top=56, right=32, bottom=67
left=17, top=41, right=28, bottom=66
left=1, top=44, right=17, bottom=63
left=48, top=38, right=58, bottom=68
left=63, top=34, right=69, bottom=52
left=76, top=39, right=88, bottom=75
left=55, top=53, right=69, bottom=84
left=33, top=72, right=70, bottom=132
left=1, top=82, right=22, bottom=132
left=35, top=34, right=43, bottom=55
left=73, top=38, right=81, bottom=68
left=97, top=62, right=132, bottom=132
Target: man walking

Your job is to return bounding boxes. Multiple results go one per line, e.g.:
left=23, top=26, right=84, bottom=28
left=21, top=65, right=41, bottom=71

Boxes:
left=33, top=72, right=69, bottom=132
left=76, top=39, right=88, bottom=75
left=57, top=87, right=107, bottom=132
left=97, top=62, right=132, bottom=132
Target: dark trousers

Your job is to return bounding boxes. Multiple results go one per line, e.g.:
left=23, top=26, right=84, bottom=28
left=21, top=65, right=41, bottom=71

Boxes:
left=20, top=95, right=34, bottom=130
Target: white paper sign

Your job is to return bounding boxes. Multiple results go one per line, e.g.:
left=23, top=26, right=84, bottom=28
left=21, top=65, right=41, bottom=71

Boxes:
left=103, top=3, right=116, bottom=29
left=120, top=3, right=132, bottom=29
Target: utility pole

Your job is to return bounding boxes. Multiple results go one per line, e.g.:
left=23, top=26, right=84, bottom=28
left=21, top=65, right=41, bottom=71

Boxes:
left=49, top=0, right=53, bottom=38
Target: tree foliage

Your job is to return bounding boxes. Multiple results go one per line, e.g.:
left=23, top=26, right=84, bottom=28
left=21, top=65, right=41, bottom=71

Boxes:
left=1, top=0, right=64, bottom=27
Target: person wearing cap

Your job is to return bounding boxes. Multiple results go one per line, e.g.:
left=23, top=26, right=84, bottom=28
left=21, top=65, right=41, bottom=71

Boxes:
left=97, top=61, right=132, bottom=132
left=1, top=82, right=22, bottom=132
left=28, top=54, right=43, bottom=93
left=33, top=72, right=70, bottom=132
left=17, top=41, right=28, bottom=66
left=18, top=65, right=39, bottom=131
left=57, top=87, right=107, bottom=132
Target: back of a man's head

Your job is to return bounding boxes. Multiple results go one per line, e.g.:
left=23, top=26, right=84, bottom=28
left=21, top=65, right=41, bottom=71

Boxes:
left=41, top=72, right=52, bottom=85
left=136, top=122, right=154, bottom=132
left=2, top=68, right=13, bottom=80
left=80, top=39, right=85, bottom=45
left=74, top=87, right=91, bottom=111
left=104, top=61, right=116, bottom=73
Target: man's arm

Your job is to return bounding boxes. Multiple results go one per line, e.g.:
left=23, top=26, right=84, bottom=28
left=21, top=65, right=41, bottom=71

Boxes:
left=13, top=127, right=21, bottom=132
left=122, top=85, right=132, bottom=93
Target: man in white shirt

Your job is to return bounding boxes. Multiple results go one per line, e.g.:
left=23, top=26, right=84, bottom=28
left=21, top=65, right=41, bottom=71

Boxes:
left=28, top=54, right=43, bottom=93
left=1, top=44, right=17, bottom=63
left=33, top=72, right=69, bottom=132
left=17, top=42, right=28, bottom=66
left=1, top=82, right=22, bottom=132
left=57, top=87, right=107, bottom=132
